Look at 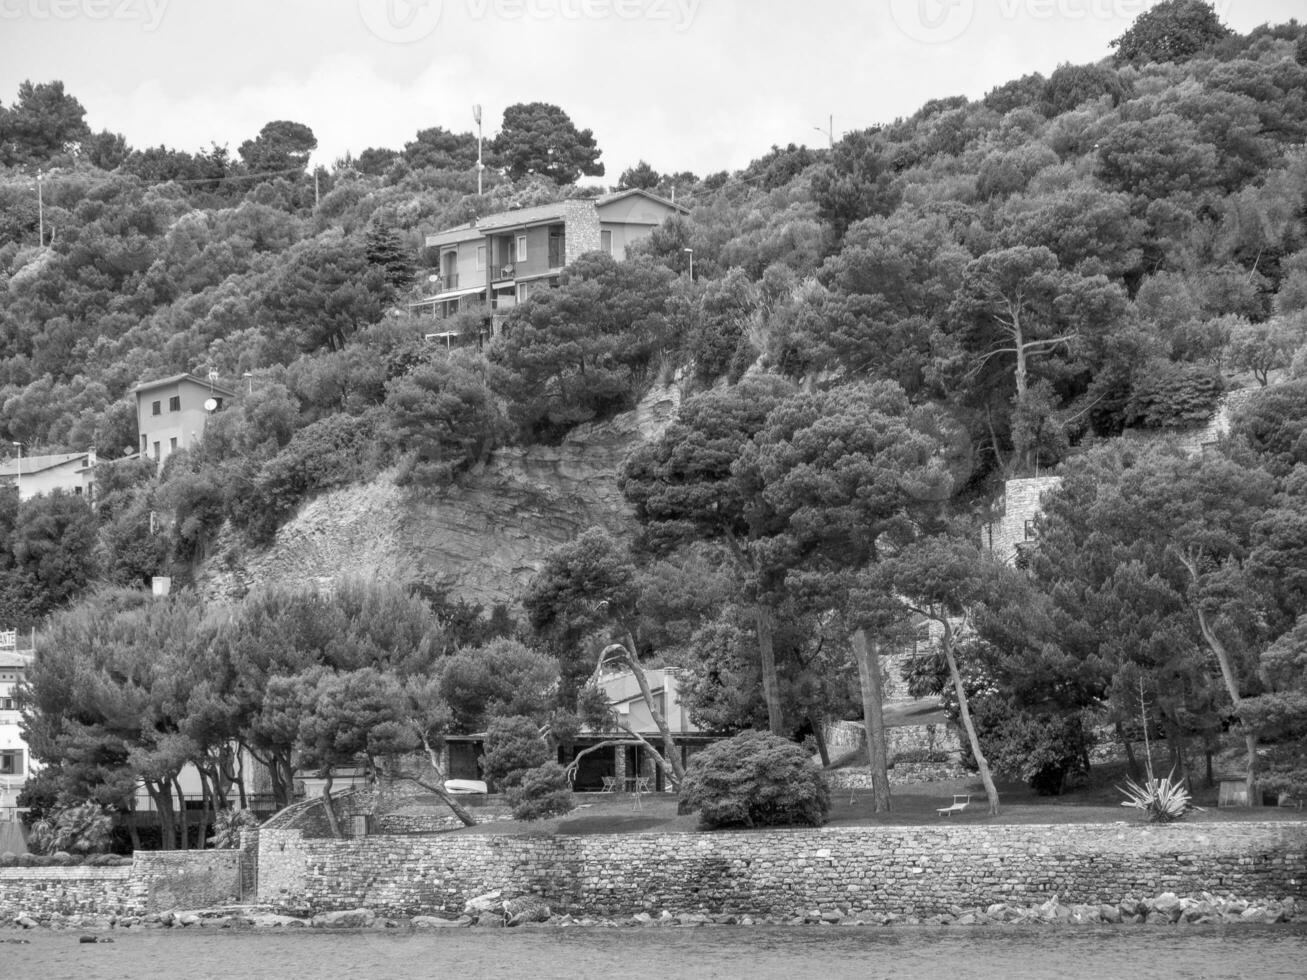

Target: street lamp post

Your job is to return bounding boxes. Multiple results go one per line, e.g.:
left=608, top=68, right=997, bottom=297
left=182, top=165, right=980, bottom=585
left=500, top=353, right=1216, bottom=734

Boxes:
left=683, top=247, right=694, bottom=280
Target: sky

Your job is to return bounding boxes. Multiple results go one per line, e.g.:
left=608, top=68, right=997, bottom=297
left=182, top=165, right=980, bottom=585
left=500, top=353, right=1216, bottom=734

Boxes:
left=0, top=0, right=1304, bottom=181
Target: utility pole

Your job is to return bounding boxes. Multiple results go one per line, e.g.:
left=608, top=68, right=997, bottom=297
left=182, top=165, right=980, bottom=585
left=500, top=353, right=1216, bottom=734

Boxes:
left=36, top=171, right=44, bottom=247
left=314, top=169, right=320, bottom=208
left=814, top=115, right=833, bottom=149
left=473, top=104, right=484, bottom=196
left=11, top=442, right=20, bottom=499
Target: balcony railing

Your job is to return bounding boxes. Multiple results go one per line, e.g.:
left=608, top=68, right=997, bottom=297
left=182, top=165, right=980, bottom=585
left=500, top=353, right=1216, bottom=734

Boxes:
left=437, top=273, right=459, bottom=292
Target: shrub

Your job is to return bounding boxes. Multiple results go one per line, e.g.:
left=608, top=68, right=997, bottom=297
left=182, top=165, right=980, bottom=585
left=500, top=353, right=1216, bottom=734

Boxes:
left=505, top=762, right=575, bottom=822
left=480, top=715, right=549, bottom=791
left=207, top=808, right=260, bottom=849
left=27, top=801, right=114, bottom=856
left=1124, top=360, right=1225, bottom=429
left=679, top=730, right=830, bottom=830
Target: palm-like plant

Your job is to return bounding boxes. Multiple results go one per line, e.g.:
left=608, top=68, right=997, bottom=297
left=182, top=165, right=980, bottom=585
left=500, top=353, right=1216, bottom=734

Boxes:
left=1118, top=767, right=1200, bottom=823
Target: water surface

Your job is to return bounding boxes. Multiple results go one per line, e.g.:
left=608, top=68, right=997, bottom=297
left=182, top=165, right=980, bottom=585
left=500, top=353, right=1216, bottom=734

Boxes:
left=6, top=923, right=1305, bottom=979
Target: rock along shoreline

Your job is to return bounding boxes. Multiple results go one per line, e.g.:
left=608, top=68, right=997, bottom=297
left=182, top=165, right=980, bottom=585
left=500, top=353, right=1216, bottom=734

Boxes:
left=2, top=891, right=1301, bottom=934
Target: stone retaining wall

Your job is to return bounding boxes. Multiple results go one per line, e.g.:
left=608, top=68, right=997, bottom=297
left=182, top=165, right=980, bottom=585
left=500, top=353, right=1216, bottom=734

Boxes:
left=0, top=850, right=244, bottom=923
left=254, top=822, right=1307, bottom=919
left=0, top=865, right=139, bottom=921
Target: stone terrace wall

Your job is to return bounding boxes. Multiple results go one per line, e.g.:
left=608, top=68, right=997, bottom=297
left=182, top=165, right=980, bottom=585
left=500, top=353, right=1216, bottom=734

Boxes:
left=255, top=822, right=1307, bottom=919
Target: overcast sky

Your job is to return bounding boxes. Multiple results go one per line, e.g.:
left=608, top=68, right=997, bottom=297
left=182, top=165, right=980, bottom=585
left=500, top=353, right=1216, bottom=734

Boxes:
left=1, top=0, right=1303, bottom=180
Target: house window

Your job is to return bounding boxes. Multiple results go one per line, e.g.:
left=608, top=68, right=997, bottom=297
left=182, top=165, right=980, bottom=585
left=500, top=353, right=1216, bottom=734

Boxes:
left=151, top=400, right=162, bottom=416
left=153, top=441, right=161, bottom=460
left=0, top=749, right=22, bottom=775
left=516, top=235, right=527, bottom=261
left=1, top=695, right=16, bottom=711
left=1023, top=519, right=1037, bottom=540
left=476, top=245, right=486, bottom=270
left=601, top=230, right=613, bottom=255
left=168, top=396, right=181, bottom=412
left=73, top=486, right=82, bottom=495
left=170, top=437, right=178, bottom=452
left=518, top=282, right=532, bottom=303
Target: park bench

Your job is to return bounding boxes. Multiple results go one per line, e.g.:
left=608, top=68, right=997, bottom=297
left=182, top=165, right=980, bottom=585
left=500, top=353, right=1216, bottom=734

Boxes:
left=937, top=793, right=971, bottom=817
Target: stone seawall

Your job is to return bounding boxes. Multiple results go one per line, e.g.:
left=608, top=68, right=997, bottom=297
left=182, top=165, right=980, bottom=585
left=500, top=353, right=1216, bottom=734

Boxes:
left=0, top=851, right=244, bottom=923
left=255, top=822, right=1307, bottom=919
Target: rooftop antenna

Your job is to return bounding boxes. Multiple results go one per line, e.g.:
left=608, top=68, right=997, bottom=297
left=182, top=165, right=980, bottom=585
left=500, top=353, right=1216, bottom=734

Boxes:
left=473, top=104, right=484, bottom=196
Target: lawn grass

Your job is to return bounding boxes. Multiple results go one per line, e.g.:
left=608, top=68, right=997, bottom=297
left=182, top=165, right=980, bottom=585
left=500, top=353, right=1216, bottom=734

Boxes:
left=445, top=760, right=1307, bottom=837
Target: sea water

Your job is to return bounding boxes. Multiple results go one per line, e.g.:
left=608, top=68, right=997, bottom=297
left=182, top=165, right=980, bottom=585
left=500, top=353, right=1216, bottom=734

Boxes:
left=5, top=923, right=1306, bottom=979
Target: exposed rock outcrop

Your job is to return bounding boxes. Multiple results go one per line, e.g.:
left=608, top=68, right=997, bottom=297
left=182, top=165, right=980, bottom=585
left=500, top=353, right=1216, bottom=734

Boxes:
left=198, top=385, right=680, bottom=606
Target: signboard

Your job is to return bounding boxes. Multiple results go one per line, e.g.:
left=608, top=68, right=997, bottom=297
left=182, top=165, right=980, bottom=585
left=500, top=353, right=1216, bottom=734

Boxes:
left=0, top=630, right=15, bottom=651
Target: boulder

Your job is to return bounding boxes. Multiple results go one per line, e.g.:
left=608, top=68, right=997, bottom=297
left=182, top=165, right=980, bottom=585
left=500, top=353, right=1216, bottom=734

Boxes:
left=311, top=909, right=376, bottom=929
left=463, top=891, right=503, bottom=915
left=503, top=896, right=551, bottom=926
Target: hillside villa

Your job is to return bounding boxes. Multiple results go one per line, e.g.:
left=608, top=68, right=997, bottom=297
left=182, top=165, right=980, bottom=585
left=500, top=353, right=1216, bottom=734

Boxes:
left=0, top=450, right=96, bottom=502
left=413, top=189, right=688, bottom=330
left=131, top=372, right=238, bottom=468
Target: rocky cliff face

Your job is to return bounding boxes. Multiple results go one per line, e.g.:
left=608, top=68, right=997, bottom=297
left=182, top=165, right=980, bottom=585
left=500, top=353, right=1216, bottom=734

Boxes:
left=198, top=385, right=681, bottom=607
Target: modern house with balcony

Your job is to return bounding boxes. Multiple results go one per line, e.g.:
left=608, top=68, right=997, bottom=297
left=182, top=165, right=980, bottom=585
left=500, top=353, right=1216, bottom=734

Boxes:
left=131, top=373, right=238, bottom=467
left=414, top=189, right=688, bottom=328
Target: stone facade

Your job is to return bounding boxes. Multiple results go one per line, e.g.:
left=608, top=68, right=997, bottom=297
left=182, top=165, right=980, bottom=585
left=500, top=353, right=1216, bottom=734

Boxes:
left=564, top=199, right=602, bottom=264
left=252, top=822, right=1307, bottom=919
left=981, top=475, right=1065, bottom=566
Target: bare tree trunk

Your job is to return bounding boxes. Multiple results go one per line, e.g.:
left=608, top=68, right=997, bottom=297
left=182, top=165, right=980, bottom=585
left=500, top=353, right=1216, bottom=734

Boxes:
left=173, top=776, right=189, bottom=850
left=755, top=603, right=784, bottom=735
left=809, top=717, right=830, bottom=768
left=387, top=735, right=480, bottom=827
left=319, top=770, right=343, bottom=839
left=941, top=621, right=1000, bottom=815
left=1194, top=604, right=1259, bottom=805
left=1116, top=722, right=1139, bottom=778
left=612, top=641, right=687, bottom=788
left=145, top=781, right=174, bottom=851
left=852, top=629, right=891, bottom=813
left=196, top=771, right=212, bottom=850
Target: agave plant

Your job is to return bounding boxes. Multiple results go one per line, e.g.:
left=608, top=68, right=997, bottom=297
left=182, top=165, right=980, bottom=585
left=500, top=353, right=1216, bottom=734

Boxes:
left=1118, top=768, right=1200, bottom=823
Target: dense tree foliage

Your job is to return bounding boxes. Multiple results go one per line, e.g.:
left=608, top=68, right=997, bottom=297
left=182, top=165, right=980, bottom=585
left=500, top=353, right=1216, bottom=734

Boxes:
left=490, top=103, right=604, bottom=184
left=8, top=4, right=1307, bottom=833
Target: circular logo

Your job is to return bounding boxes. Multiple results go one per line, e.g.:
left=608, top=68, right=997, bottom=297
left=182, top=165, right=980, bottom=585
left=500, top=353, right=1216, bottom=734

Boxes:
left=358, top=0, right=444, bottom=44
left=888, top=0, right=976, bottom=45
